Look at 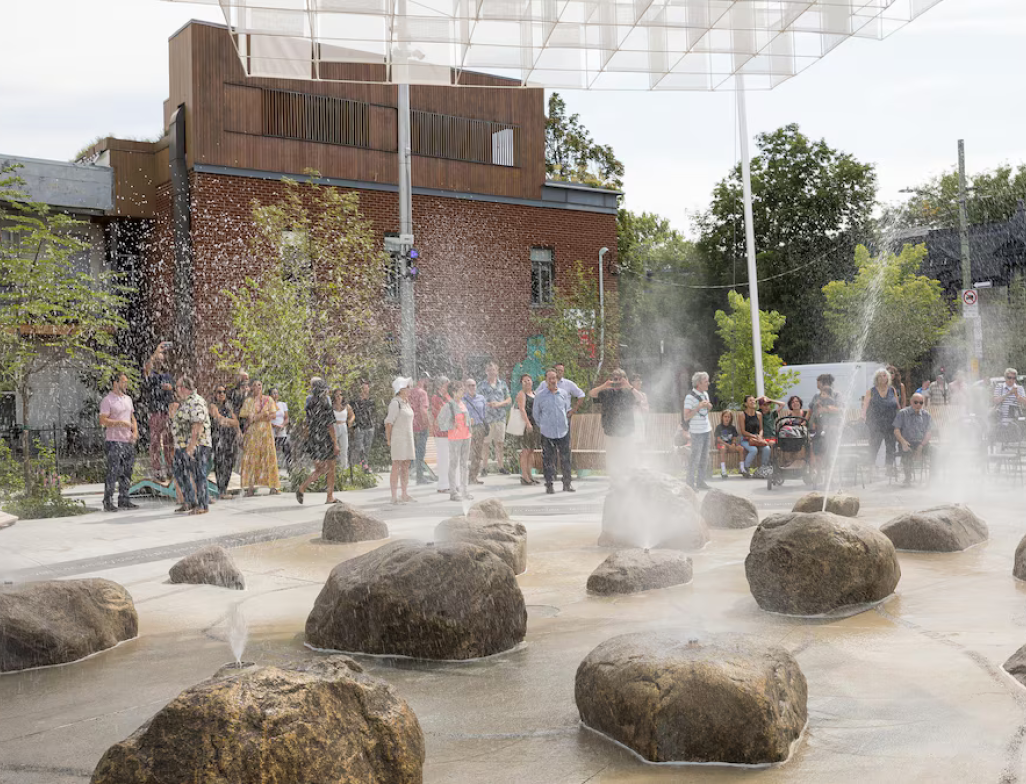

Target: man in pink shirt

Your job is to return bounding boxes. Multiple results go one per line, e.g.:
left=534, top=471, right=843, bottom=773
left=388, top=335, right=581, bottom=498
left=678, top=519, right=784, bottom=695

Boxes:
left=409, top=372, right=431, bottom=485
left=99, top=372, right=139, bottom=512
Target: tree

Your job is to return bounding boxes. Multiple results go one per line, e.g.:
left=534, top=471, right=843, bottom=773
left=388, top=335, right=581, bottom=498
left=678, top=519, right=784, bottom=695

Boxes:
left=893, top=163, right=1026, bottom=231
left=530, top=260, right=620, bottom=391
left=0, top=164, right=134, bottom=489
left=212, top=176, right=392, bottom=418
left=822, top=243, right=954, bottom=372
left=695, top=124, right=877, bottom=365
left=545, top=93, right=625, bottom=190
left=617, top=209, right=693, bottom=271
left=714, top=290, right=797, bottom=406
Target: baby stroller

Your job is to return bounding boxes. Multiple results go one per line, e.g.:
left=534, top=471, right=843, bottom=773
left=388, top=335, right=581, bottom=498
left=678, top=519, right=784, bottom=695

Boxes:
left=767, top=415, right=812, bottom=490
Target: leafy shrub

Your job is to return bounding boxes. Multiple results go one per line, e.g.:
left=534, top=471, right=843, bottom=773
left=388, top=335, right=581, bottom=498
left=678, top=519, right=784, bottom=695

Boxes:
left=0, top=440, right=24, bottom=497
left=287, top=464, right=379, bottom=493
left=2, top=489, right=88, bottom=519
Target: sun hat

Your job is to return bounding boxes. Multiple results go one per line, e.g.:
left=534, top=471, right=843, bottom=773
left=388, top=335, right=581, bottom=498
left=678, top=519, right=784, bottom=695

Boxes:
left=392, top=376, right=413, bottom=395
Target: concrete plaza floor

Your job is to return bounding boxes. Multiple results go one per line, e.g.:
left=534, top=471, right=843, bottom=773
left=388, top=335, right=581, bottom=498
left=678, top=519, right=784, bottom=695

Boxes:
left=2, top=467, right=1026, bottom=783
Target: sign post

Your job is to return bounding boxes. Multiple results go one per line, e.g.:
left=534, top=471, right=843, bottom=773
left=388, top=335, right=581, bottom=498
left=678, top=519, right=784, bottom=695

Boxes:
left=962, top=289, right=983, bottom=375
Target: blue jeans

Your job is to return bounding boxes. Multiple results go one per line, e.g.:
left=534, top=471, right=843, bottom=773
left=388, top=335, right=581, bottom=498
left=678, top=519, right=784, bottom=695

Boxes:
left=352, top=427, right=374, bottom=467
left=174, top=445, right=211, bottom=510
left=104, top=441, right=135, bottom=507
left=741, top=438, right=770, bottom=470
left=414, top=429, right=429, bottom=482
left=686, top=430, right=710, bottom=488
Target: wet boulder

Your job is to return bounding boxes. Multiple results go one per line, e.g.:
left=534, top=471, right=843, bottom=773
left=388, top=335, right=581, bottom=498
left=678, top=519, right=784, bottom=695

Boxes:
left=468, top=497, right=509, bottom=520
left=0, top=579, right=138, bottom=672
left=745, top=512, right=900, bottom=616
left=1003, top=645, right=1026, bottom=688
left=586, top=549, right=693, bottom=595
left=90, top=655, right=424, bottom=784
left=169, top=545, right=245, bottom=590
left=322, top=502, right=389, bottom=543
left=1014, top=536, right=1026, bottom=582
left=306, top=540, right=526, bottom=660
left=434, top=514, right=527, bottom=574
left=599, top=469, right=708, bottom=551
left=793, top=492, right=860, bottom=517
left=881, top=504, right=988, bottom=553
left=575, top=631, right=807, bottom=764
left=701, top=488, right=759, bottom=529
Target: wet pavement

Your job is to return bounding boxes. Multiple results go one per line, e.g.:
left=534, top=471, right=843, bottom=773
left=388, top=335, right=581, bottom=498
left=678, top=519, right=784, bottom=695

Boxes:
left=2, top=469, right=1026, bottom=783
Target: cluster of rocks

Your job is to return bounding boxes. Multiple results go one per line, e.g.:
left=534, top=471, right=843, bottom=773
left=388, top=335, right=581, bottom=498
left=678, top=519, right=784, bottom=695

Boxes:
left=434, top=499, right=527, bottom=575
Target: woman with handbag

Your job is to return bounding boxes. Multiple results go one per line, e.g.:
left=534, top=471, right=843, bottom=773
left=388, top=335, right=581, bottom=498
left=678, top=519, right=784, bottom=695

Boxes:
left=509, top=373, right=538, bottom=485
left=738, top=394, right=771, bottom=478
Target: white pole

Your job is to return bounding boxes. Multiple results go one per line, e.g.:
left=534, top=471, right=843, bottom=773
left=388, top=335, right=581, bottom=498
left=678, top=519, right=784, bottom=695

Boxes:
left=597, top=247, right=608, bottom=379
left=398, top=83, right=416, bottom=376
left=736, top=79, right=765, bottom=399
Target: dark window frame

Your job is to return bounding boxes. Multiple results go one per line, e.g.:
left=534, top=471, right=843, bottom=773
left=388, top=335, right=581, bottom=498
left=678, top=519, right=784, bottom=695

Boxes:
left=530, top=246, right=554, bottom=307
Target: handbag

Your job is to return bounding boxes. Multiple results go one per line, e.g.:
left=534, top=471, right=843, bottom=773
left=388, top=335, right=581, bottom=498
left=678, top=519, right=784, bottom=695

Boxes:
left=436, top=400, right=456, bottom=433
left=506, top=406, right=526, bottom=437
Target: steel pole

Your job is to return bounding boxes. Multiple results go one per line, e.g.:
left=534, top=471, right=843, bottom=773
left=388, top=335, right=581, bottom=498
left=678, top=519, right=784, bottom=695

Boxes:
left=736, top=80, right=765, bottom=399
left=958, top=139, right=981, bottom=378
left=597, top=247, right=608, bottom=380
left=398, top=83, right=416, bottom=376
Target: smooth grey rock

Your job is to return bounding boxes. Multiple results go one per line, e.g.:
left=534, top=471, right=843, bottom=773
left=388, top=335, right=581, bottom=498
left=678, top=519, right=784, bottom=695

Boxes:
left=745, top=511, right=900, bottom=616
left=322, top=502, right=389, bottom=543
left=168, top=545, right=245, bottom=590
left=882, top=504, right=988, bottom=552
left=793, top=492, right=860, bottom=517
left=1014, top=535, right=1026, bottom=581
left=434, top=515, right=527, bottom=574
left=467, top=497, right=509, bottom=520
left=90, top=655, right=424, bottom=784
left=586, top=549, right=693, bottom=595
left=306, top=540, right=526, bottom=660
left=575, top=631, right=807, bottom=764
left=1003, top=645, right=1026, bottom=687
left=701, top=488, right=759, bottom=529
left=0, top=579, right=138, bottom=672
left=599, top=469, right=708, bottom=551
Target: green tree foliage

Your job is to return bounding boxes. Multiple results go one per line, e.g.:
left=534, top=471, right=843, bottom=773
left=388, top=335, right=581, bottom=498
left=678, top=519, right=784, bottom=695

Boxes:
left=822, top=244, right=954, bottom=371
left=894, top=163, right=1026, bottom=230
left=695, top=124, right=877, bottom=366
left=617, top=209, right=692, bottom=271
left=0, top=164, right=134, bottom=489
left=714, top=290, right=797, bottom=406
left=530, top=260, right=620, bottom=392
left=212, top=176, right=392, bottom=418
left=545, top=93, right=625, bottom=190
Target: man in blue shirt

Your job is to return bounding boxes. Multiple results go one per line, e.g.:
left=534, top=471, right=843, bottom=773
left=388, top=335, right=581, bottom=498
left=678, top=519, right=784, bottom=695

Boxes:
left=463, top=378, right=489, bottom=485
left=533, top=369, right=573, bottom=494
left=478, top=361, right=512, bottom=476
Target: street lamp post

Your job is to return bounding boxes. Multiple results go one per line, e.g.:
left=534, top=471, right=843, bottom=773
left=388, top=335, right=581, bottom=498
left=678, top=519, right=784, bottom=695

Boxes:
left=597, top=247, right=608, bottom=380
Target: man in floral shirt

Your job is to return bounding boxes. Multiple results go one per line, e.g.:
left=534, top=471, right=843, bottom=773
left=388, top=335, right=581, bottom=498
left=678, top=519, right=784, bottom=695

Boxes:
left=477, top=362, right=512, bottom=476
left=171, top=376, right=212, bottom=515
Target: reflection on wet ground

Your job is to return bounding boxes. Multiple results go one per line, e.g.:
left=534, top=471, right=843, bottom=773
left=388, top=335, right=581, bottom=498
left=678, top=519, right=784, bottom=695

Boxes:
left=2, top=476, right=1026, bottom=783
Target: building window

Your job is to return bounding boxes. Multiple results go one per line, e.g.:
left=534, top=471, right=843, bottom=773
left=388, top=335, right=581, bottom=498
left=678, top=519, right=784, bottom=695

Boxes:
left=263, top=88, right=370, bottom=148
left=412, top=111, right=519, bottom=167
left=530, top=247, right=554, bottom=306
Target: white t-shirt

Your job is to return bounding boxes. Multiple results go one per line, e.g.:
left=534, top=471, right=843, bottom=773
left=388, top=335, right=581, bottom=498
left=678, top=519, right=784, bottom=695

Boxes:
left=684, top=390, right=712, bottom=434
left=272, top=401, right=288, bottom=429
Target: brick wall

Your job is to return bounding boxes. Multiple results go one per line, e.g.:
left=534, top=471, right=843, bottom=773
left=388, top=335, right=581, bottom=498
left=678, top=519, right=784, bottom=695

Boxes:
left=147, top=172, right=617, bottom=390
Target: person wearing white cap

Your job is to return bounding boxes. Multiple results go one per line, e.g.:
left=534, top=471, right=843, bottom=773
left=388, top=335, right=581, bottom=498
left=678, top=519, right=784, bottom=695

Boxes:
left=385, top=376, right=416, bottom=504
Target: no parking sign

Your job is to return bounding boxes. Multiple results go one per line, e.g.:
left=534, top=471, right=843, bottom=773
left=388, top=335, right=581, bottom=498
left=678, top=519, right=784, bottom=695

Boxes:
left=962, top=289, right=979, bottom=317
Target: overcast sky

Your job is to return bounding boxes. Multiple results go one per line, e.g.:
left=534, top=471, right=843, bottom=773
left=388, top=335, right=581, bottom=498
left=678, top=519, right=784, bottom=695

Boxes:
left=3, top=0, right=1024, bottom=237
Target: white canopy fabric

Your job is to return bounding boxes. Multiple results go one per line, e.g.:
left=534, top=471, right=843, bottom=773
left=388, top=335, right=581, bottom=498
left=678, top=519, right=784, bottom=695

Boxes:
left=164, top=0, right=943, bottom=89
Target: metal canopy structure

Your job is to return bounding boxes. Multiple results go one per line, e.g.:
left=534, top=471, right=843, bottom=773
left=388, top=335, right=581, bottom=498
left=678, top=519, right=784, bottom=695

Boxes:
left=168, top=0, right=943, bottom=89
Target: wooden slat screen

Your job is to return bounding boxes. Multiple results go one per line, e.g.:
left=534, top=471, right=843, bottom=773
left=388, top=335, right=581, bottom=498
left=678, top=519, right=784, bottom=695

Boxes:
left=262, top=87, right=370, bottom=148
left=411, top=110, right=520, bottom=167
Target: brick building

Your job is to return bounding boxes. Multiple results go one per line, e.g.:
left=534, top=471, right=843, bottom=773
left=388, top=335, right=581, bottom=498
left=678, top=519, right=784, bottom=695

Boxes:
left=86, top=20, right=619, bottom=390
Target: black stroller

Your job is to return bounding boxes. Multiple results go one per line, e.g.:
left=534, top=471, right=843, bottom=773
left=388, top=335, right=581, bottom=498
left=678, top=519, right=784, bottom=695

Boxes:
left=767, top=415, right=812, bottom=490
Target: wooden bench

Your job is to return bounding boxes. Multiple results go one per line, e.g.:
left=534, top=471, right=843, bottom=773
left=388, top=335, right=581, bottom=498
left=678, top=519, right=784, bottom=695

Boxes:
left=531, top=412, right=682, bottom=472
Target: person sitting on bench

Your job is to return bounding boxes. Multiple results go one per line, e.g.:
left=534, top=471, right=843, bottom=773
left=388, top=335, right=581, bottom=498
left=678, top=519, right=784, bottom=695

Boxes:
left=893, top=392, right=932, bottom=486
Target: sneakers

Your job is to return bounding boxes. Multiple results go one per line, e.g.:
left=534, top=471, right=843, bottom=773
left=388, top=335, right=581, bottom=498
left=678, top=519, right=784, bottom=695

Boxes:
left=102, top=502, right=118, bottom=512
left=720, top=469, right=728, bottom=479
left=545, top=484, right=555, bottom=495
left=449, top=493, right=461, bottom=502
left=118, top=500, right=140, bottom=510
left=563, top=484, right=575, bottom=493
left=462, top=493, right=474, bottom=501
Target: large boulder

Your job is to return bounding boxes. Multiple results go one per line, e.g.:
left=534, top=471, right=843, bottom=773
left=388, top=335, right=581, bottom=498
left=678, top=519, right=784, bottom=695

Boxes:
left=0, top=579, right=138, bottom=672
left=745, top=512, right=900, bottom=616
left=1003, top=645, right=1026, bottom=687
left=701, top=488, right=759, bottom=529
left=90, top=655, right=424, bottom=784
left=306, top=540, right=526, bottom=660
left=881, top=504, right=988, bottom=553
left=1014, top=535, right=1026, bottom=582
left=322, top=502, right=389, bottom=543
left=434, top=515, right=527, bottom=574
left=575, top=632, right=807, bottom=764
left=169, top=545, right=245, bottom=590
left=793, top=492, right=860, bottom=517
left=599, top=469, right=708, bottom=551
left=468, top=497, right=509, bottom=520
left=586, top=549, right=693, bottom=595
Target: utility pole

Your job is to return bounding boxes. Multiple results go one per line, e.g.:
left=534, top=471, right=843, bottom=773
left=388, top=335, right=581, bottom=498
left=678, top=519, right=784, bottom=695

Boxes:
left=397, top=83, right=416, bottom=376
left=736, top=79, right=765, bottom=399
left=958, top=139, right=982, bottom=378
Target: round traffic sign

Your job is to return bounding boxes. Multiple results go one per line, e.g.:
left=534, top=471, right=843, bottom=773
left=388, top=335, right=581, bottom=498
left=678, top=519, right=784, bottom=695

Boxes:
left=963, top=289, right=978, bottom=306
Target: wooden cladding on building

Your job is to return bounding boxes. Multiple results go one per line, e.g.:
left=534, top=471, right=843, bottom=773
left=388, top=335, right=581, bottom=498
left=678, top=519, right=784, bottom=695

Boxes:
left=262, top=88, right=371, bottom=149
left=411, top=111, right=518, bottom=167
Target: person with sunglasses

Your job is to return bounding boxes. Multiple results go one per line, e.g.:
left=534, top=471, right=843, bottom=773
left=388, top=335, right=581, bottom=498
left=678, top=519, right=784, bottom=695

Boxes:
left=994, top=369, right=1026, bottom=424
left=208, top=386, right=241, bottom=498
left=893, top=392, right=932, bottom=486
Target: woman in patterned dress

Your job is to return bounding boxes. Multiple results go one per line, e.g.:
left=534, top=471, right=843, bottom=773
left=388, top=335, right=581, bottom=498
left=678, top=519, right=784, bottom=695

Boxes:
left=239, top=379, right=281, bottom=496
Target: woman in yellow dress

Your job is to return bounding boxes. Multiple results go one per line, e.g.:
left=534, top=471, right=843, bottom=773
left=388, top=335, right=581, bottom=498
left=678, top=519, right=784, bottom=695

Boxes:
left=239, top=379, right=281, bottom=496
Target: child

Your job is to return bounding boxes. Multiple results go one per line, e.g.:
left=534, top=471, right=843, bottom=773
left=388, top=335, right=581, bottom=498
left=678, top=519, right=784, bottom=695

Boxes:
left=713, top=410, right=744, bottom=479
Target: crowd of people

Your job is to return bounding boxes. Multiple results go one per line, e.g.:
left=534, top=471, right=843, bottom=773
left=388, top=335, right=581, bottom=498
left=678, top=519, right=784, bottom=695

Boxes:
left=98, top=343, right=1026, bottom=512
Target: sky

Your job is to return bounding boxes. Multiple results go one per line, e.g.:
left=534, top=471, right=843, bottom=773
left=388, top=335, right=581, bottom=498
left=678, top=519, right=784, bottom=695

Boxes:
left=2, top=0, right=1025, bottom=238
